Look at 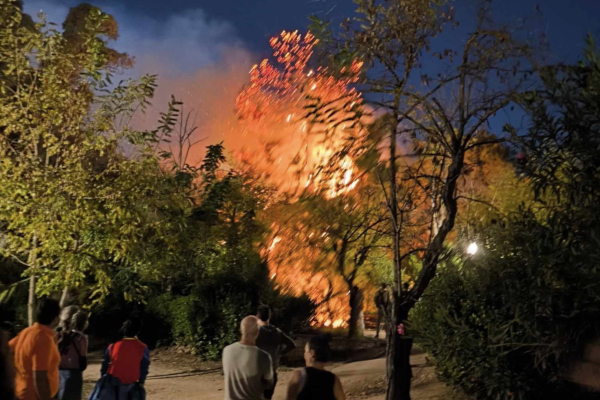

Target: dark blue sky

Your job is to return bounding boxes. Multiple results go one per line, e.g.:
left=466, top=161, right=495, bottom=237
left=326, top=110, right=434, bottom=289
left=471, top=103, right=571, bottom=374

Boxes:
left=26, top=0, right=600, bottom=63
left=22, top=0, right=600, bottom=148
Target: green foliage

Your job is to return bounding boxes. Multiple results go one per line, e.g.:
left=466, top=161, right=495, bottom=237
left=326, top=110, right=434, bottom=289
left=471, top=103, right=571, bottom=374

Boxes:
left=147, top=294, right=198, bottom=347
left=145, top=274, right=312, bottom=360
left=412, top=39, right=600, bottom=400
left=0, top=1, right=191, bottom=305
left=411, top=215, right=600, bottom=400
left=0, top=1, right=316, bottom=345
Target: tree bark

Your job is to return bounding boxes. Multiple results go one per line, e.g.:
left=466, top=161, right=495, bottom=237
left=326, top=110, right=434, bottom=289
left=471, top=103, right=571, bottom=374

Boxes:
left=27, top=235, right=38, bottom=326
left=59, top=286, right=70, bottom=308
left=27, top=275, right=36, bottom=326
left=387, top=296, right=412, bottom=400
left=385, top=96, right=411, bottom=399
left=348, top=286, right=364, bottom=338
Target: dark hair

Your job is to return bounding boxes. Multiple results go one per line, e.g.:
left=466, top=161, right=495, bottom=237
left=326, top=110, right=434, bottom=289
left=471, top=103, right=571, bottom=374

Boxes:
left=36, top=298, right=60, bottom=325
left=257, top=305, right=271, bottom=322
left=71, top=312, right=88, bottom=332
left=120, top=317, right=142, bottom=338
left=308, top=334, right=332, bottom=362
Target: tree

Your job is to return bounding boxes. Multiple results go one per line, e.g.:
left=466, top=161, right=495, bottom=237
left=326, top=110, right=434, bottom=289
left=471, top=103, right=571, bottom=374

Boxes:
left=236, top=30, right=364, bottom=197
left=236, top=30, right=376, bottom=328
left=311, top=1, right=534, bottom=398
left=0, top=2, right=188, bottom=323
left=411, top=39, right=600, bottom=398
left=272, top=183, right=387, bottom=337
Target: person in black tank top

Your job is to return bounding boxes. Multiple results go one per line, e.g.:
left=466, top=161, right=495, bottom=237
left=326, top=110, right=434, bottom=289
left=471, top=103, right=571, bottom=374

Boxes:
left=286, top=335, right=345, bottom=400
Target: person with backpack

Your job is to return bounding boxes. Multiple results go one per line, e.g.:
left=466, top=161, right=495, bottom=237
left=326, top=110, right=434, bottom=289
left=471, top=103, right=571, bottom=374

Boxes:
left=88, top=318, right=149, bottom=400
left=56, top=312, right=88, bottom=400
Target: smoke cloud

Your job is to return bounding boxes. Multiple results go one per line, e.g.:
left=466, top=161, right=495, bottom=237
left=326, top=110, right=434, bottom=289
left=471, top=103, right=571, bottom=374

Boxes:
left=23, top=0, right=257, bottom=165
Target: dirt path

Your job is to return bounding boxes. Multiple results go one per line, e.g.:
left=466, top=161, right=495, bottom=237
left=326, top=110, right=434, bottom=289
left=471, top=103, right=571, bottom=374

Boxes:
left=83, top=350, right=464, bottom=400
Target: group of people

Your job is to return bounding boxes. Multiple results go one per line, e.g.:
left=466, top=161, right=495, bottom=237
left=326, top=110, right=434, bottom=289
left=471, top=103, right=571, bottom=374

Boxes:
left=223, top=305, right=345, bottom=400
left=1, top=298, right=150, bottom=400
left=0, top=299, right=348, bottom=400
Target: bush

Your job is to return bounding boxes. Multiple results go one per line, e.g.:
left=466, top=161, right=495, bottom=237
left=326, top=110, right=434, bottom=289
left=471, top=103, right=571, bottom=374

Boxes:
left=146, top=292, right=252, bottom=359
left=411, top=216, right=600, bottom=400
left=261, top=291, right=315, bottom=334
left=146, top=273, right=315, bottom=360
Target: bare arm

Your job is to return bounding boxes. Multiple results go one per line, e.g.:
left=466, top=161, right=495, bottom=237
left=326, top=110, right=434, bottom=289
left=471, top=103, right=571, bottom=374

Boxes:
left=286, top=369, right=304, bottom=400
left=33, top=371, right=53, bottom=400
left=279, top=331, right=296, bottom=356
left=333, top=375, right=345, bottom=400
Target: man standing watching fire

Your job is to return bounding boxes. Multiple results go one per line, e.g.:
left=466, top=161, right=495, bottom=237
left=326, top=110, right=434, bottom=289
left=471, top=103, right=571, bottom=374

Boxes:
left=255, top=305, right=296, bottom=399
left=223, top=316, right=273, bottom=400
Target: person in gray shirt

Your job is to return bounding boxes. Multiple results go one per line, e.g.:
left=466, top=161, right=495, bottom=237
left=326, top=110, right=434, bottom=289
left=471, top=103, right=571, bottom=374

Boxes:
left=223, top=316, right=273, bottom=400
left=255, top=305, right=296, bottom=399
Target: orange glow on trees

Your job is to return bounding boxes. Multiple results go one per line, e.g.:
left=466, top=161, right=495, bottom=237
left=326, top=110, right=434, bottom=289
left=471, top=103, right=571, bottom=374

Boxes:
left=236, top=30, right=371, bottom=327
left=236, top=30, right=364, bottom=198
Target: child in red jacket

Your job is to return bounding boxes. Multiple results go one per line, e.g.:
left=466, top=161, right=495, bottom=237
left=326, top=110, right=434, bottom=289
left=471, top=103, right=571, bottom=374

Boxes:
left=100, top=318, right=149, bottom=397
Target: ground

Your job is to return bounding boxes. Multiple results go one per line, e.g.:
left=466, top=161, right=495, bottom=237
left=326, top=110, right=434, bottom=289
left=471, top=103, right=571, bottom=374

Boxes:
left=83, top=331, right=466, bottom=400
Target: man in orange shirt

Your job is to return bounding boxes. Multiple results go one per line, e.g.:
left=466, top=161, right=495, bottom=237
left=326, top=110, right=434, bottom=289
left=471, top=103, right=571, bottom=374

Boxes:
left=10, top=299, right=61, bottom=400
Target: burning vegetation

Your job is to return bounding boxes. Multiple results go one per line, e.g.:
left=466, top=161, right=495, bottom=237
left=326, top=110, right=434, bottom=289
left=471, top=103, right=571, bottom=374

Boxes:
left=235, top=31, right=369, bottom=327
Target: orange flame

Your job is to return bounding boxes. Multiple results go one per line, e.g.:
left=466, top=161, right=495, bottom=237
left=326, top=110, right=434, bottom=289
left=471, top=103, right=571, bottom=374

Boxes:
left=237, top=31, right=366, bottom=326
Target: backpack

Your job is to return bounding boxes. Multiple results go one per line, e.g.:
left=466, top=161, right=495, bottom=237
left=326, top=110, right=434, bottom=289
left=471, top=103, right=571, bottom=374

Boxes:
left=58, top=331, right=87, bottom=371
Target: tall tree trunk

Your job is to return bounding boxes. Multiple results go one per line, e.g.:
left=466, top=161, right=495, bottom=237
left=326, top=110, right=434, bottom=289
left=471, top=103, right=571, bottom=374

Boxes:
left=27, top=235, right=38, bottom=326
left=387, top=299, right=412, bottom=400
left=59, top=286, right=70, bottom=308
left=348, top=285, right=364, bottom=338
left=60, top=239, right=79, bottom=308
left=27, top=275, right=36, bottom=326
left=386, top=99, right=411, bottom=400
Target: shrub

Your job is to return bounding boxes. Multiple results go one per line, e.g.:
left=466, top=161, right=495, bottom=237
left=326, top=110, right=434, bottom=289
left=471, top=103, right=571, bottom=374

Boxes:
left=145, top=273, right=315, bottom=360
left=411, top=216, right=600, bottom=400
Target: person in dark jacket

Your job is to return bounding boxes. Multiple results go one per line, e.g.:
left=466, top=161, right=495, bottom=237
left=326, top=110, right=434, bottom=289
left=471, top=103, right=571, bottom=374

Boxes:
left=285, top=335, right=345, bottom=400
left=256, top=305, right=296, bottom=399
left=98, top=318, right=149, bottom=399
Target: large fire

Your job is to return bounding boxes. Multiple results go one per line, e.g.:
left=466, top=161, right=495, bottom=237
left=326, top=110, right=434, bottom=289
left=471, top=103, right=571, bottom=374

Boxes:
left=235, top=30, right=366, bottom=327
left=236, top=30, right=364, bottom=199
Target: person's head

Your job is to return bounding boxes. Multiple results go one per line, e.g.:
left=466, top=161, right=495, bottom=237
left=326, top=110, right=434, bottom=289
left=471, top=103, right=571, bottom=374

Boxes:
left=380, top=283, right=387, bottom=290
left=240, top=316, right=260, bottom=343
left=304, top=334, right=332, bottom=366
left=71, top=312, right=88, bottom=333
left=119, top=317, right=142, bottom=338
left=58, top=305, right=80, bottom=331
left=36, top=298, right=61, bottom=327
left=257, top=305, right=271, bottom=323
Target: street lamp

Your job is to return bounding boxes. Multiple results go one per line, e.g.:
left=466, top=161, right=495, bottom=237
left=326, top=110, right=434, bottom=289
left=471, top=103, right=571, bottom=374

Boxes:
left=466, top=242, right=478, bottom=255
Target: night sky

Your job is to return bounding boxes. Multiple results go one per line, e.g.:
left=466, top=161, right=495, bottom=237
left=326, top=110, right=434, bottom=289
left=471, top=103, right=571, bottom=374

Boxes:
left=24, top=0, right=600, bottom=64
left=21, top=0, right=600, bottom=150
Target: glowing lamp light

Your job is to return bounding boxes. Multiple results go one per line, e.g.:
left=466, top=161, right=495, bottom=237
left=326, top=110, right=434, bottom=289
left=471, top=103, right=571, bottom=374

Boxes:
left=466, top=242, right=479, bottom=255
